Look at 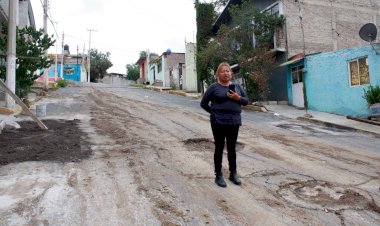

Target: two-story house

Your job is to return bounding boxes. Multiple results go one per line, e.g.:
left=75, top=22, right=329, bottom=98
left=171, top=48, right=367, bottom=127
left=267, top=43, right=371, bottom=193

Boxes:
left=0, top=0, right=36, bottom=104
left=0, top=0, right=35, bottom=28
left=212, top=0, right=380, bottom=103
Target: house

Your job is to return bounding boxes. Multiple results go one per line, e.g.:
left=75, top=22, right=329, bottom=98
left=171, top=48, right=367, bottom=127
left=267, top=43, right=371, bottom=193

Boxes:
left=36, top=45, right=88, bottom=83
left=148, top=50, right=186, bottom=89
left=212, top=0, right=380, bottom=102
left=285, top=44, right=380, bottom=117
left=136, top=55, right=150, bottom=84
left=0, top=0, right=35, bottom=103
left=0, top=0, right=35, bottom=28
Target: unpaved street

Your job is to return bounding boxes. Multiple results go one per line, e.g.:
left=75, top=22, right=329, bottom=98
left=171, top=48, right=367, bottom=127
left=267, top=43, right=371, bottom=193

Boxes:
left=1, top=82, right=379, bottom=226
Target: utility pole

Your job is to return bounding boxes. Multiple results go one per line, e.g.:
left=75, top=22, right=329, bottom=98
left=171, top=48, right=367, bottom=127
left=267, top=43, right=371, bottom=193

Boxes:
left=60, top=32, right=64, bottom=78
left=296, top=0, right=311, bottom=117
left=87, top=29, right=97, bottom=82
left=77, top=45, right=79, bottom=79
left=43, top=0, right=49, bottom=90
left=5, top=0, right=18, bottom=109
left=53, top=22, right=58, bottom=79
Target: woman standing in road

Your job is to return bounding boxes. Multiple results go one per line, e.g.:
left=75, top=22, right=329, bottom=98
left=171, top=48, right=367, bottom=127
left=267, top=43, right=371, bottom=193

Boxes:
left=200, top=62, right=248, bottom=187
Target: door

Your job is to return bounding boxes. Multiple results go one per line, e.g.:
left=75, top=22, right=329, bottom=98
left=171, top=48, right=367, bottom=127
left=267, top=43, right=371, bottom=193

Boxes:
left=291, top=65, right=304, bottom=108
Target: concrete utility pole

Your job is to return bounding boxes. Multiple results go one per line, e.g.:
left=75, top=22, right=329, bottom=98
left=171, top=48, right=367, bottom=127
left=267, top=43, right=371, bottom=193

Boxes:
left=87, top=29, right=97, bottom=82
left=60, top=32, right=64, bottom=78
left=5, top=0, right=19, bottom=109
left=43, top=0, right=49, bottom=90
left=297, top=0, right=311, bottom=117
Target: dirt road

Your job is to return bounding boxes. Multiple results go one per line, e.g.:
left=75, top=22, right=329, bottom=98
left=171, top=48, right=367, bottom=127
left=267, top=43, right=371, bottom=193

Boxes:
left=1, top=83, right=379, bottom=225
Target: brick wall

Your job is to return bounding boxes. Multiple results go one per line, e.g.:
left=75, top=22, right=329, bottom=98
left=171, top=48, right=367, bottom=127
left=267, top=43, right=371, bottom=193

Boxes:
left=284, top=0, right=380, bottom=57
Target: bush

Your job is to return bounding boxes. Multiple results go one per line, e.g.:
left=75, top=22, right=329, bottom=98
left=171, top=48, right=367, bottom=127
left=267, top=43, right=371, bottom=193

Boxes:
left=363, top=85, right=380, bottom=106
left=56, top=79, right=68, bottom=88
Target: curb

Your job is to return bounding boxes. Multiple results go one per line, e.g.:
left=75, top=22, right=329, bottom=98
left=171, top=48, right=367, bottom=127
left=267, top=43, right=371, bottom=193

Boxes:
left=242, top=105, right=268, bottom=112
left=297, top=116, right=380, bottom=137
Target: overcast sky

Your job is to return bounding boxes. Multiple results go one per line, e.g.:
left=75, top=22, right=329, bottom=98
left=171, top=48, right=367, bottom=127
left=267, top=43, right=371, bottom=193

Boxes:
left=30, top=0, right=198, bottom=74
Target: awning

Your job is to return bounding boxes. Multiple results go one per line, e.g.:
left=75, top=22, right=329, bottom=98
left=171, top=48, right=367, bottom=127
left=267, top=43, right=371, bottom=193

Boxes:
left=278, top=53, right=305, bottom=67
left=278, top=58, right=302, bottom=67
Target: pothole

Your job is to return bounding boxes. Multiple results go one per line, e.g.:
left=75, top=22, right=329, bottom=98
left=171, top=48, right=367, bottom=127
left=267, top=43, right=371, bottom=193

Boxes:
left=277, top=180, right=371, bottom=211
left=183, top=138, right=245, bottom=152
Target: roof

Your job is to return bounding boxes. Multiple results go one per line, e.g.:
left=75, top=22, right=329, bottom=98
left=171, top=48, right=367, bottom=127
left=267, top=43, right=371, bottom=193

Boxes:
left=212, top=0, right=242, bottom=34
left=135, top=56, right=147, bottom=65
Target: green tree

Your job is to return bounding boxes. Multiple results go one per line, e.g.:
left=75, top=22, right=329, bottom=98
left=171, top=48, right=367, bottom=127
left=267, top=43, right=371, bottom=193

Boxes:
left=89, top=49, right=113, bottom=82
left=197, top=0, right=284, bottom=101
left=125, top=64, right=139, bottom=81
left=195, top=2, right=215, bottom=92
left=0, top=24, right=55, bottom=98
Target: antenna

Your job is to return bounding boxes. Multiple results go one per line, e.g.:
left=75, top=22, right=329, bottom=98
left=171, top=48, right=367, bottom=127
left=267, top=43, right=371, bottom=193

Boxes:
left=359, top=23, right=380, bottom=54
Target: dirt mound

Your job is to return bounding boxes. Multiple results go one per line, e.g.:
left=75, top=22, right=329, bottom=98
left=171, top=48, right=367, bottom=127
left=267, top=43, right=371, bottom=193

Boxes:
left=0, top=119, right=91, bottom=165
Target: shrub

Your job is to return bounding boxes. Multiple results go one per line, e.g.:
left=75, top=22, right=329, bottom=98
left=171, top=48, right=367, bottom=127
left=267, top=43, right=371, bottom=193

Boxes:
left=56, top=79, right=68, bottom=88
left=363, top=85, right=380, bottom=106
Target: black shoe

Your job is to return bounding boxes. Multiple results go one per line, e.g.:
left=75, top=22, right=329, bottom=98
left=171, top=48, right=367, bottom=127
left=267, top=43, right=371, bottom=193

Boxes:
left=215, top=173, right=227, bottom=187
left=229, top=171, right=241, bottom=185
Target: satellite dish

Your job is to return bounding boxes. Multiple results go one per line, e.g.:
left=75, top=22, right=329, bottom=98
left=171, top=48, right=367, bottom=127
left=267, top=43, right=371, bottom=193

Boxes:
left=359, top=23, right=380, bottom=55
left=359, top=23, right=377, bottom=42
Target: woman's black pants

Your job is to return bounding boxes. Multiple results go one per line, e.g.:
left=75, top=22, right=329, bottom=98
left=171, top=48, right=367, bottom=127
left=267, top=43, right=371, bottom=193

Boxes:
left=211, top=124, right=240, bottom=174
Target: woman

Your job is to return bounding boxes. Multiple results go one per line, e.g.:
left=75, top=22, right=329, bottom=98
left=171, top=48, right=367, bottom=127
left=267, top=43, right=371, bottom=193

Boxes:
left=200, top=62, right=248, bottom=187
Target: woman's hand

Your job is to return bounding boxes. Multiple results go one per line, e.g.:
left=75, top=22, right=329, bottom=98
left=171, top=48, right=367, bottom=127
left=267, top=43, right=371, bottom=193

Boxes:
left=227, top=90, right=241, bottom=101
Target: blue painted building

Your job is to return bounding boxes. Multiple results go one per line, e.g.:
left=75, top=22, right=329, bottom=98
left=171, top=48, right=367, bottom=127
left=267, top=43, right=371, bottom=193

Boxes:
left=285, top=44, right=380, bottom=117
left=47, top=54, right=88, bottom=82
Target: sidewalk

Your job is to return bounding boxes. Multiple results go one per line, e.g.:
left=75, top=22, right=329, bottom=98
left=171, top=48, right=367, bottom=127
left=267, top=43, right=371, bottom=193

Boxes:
left=167, top=89, right=380, bottom=137
left=263, top=104, right=380, bottom=137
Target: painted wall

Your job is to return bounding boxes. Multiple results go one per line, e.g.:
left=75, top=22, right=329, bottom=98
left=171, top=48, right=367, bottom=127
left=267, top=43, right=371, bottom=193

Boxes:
left=287, top=44, right=380, bottom=117
left=267, top=52, right=288, bottom=101
left=55, top=64, right=84, bottom=81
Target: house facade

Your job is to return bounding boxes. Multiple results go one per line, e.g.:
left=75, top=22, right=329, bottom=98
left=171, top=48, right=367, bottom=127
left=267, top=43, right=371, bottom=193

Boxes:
left=212, top=0, right=380, bottom=102
left=0, top=0, right=35, bottom=28
left=38, top=53, right=88, bottom=83
left=286, top=44, right=380, bottom=117
left=136, top=55, right=149, bottom=84
left=148, top=51, right=186, bottom=89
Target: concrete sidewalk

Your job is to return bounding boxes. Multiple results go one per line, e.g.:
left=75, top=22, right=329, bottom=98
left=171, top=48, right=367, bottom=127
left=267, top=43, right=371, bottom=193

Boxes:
left=264, top=104, right=380, bottom=137
left=167, top=89, right=380, bottom=137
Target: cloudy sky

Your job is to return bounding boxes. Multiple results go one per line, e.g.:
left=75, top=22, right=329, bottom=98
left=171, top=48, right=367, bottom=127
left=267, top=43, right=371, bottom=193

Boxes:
left=30, top=0, right=198, bottom=74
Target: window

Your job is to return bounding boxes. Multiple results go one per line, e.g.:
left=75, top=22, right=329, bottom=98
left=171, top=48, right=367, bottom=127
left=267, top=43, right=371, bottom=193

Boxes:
left=263, top=2, right=283, bottom=17
left=349, top=57, right=370, bottom=86
left=157, top=59, right=162, bottom=73
left=291, top=65, right=303, bottom=84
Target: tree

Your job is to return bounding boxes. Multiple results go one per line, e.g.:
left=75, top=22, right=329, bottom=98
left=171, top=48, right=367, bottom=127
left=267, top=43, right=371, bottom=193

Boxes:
left=197, top=0, right=284, bottom=101
left=0, top=24, right=55, bottom=98
left=89, top=49, right=113, bottom=82
left=195, top=2, right=215, bottom=92
left=125, top=64, right=139, bottom=81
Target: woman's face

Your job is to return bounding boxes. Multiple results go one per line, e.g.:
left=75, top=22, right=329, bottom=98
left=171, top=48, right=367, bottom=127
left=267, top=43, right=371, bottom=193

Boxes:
left=218, top=66, right=232, bottom=83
